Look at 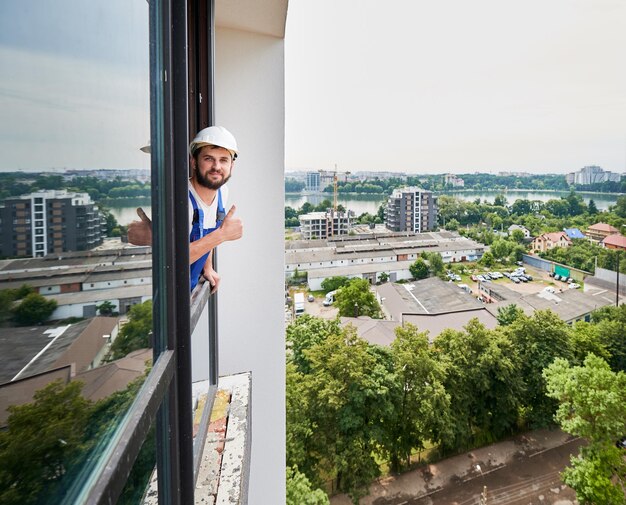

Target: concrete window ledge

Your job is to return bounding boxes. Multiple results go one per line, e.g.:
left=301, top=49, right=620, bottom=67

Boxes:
left=143, top=372, right=252, bottom=505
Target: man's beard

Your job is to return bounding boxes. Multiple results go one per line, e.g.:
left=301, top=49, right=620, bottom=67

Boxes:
left=195, top=169, right=231, bottom=190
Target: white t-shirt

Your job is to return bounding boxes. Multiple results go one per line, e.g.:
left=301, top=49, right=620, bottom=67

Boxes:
left=188, top=183, right=229, bottom=233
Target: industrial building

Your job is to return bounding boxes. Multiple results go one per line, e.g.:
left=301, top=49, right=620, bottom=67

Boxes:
left=385, top=186, right=438, bottom=233
left=285, top=231, right=485, bottom=291
left=0, top=190, right=104, bottom=258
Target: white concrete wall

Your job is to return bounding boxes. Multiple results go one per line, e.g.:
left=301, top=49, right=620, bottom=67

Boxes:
left=215, top=27, right=285, bottom=505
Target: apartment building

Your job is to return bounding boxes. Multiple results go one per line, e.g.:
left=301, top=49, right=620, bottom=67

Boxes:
left=385, top=186, right=438, bottom=233
left=0, top=190, right=104, bottom=258
left=305, top=171, right=320, bottom=192
left=444, top=174, right=465, bottom=187
left=565, top=165, right=621, bottom=185
left=299, top=209, right=354, bottom=239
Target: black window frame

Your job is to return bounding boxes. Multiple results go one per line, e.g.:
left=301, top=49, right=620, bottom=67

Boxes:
left=70, top=1, right=220, bottom=503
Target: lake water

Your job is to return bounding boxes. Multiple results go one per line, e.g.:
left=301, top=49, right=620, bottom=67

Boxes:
left=285, top=189, right=620, bottom=214
left=108, top=204, right=153, bottom=226
left=107, top=189, right=621, bottom=225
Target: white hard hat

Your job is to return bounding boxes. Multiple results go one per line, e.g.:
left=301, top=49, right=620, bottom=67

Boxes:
left=189, top=126, right=238, bottom=159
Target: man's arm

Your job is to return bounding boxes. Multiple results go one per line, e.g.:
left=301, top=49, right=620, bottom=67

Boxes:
left=189, top=205, right=243, bottom=264
left=201, top=251, right=220, bottom=293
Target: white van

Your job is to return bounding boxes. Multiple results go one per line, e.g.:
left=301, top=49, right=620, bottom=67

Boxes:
left=323, top=290, right=337, bottom=306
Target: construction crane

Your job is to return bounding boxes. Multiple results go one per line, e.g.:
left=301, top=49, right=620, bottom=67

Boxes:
left=332, top=164, right=350, bottom=212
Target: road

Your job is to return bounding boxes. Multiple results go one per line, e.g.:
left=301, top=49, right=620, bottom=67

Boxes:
left=384, top=438, right=582, bottom=505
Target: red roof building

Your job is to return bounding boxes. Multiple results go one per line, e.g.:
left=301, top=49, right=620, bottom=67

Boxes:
left=586, top=223, right=620, bottom=242
left=602, top=234, right=626, bottom=251
left=531, top=231, right=572, bottom=253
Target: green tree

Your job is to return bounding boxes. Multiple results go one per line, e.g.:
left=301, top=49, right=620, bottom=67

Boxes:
left=320, top=276, right=351, bottom=293
left=286, top=315, right=341, bottom=374
left=446, top=218, right=460, bottom=231
left=409, top=259, right=429, bottom=280
left=0, top=381, right=93, bottom=505
left=591, top=305, right=626, bottom=373
left=588, top=199, right=598, bottom=215
left=304, top=326, right=387, bottom=503
left=490, top=239, right=512, bottom=260
left=496, top=304, right=524, bottom=326
left=425, top=252, right=444, bottom=275
left=383, top=324, right=450, bottom=473
left=505, top=310, right=573, bottom=427
left=335, top=279, right=382, bottom=318
left=96, top=300, right=116, bottom=316
left=510, top=228, right=526, bottom=243
left=544, top=355, right=626, bottom=505
left=378, top=272, right=390, bottom=283
left=12, top=293, right=57, bottom=325
left=107, top=301, right=152, bottom=360
left=434, top=320, right=523, bottom=451
left=286, top=466, right=329, bottom=505
left=614, top=195, right=626, bottom=218
left=479, top=250, right=495, bottom=267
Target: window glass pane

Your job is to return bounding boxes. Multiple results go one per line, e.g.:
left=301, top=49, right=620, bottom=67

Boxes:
left=0, top=0, right=152, bottom=502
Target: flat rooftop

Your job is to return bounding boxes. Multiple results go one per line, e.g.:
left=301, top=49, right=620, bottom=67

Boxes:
left=377, top=278, right=483, bottom=319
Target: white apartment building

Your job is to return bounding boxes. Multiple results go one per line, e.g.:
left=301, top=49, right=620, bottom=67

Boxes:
left=565, top=165, right=621, bottom=185
left=299, top=209, right=354, bottom=240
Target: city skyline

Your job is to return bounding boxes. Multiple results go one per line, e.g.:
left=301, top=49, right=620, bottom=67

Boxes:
left=285, top=0, right=626, bottom=175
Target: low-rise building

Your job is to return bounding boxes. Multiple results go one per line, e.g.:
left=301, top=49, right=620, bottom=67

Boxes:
left=508, top=224, right=531, bottom=238
left=602, top=234, right=626, bottom=251
left=285, top=231, right=485, bottom=290
left=586, top=222, right=620, bottom=242
left=531, top=231, right=571, bottom=253
left=480, top=284, right=614, bottom=324
left=563, top=228, right=585, bottom=240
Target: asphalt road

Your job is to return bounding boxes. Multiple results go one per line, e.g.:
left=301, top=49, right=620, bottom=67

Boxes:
left=376, top=438, right=583, bottom=505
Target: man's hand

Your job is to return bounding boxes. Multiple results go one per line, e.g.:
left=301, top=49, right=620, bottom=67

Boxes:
left=127, top=207, right=152, bottom=246
left=219, top=205, right=243, bottom=242
left=202, top=265, right=221, bottom=294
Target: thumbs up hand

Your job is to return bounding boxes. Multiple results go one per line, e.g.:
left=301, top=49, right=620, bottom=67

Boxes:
left=219, top=205, right=243, bottom=242
left=127, top=207, right=153, bottom=246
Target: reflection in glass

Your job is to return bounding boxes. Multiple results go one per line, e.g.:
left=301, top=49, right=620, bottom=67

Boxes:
left=0, top=1, right=151, bottom=502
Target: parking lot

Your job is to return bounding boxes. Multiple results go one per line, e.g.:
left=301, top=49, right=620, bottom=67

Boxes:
left=463, top=264, right=577, bottom=297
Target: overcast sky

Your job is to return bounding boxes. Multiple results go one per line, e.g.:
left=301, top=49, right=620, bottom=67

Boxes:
left=285, top=0, right=626, bottom=175
left=0, top=0, right=149, bottom=172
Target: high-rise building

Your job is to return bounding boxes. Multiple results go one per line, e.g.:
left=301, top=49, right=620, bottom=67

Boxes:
left=0, top=190, right=104, bottom=258
left=385, top=187, right=438, bottom=233
left=305, top=171, right=320, bottom=192
left=565, top=165, right=621, bottom=185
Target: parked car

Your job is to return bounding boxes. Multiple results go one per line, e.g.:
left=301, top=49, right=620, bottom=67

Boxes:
left=512, top=277, right=520, bottom=284
left=568, top=283, right=581, bottom=289
left=525, top=274, right=533, bottom=281
left=471, top=275, right=478, bottom=281
left=554, top=274, right=561, bottom=281
left=307, top=294, right=314, bottom=302
left=477, top=275, right=485, bottom=282
left=503, top=272, right=511, bottom=279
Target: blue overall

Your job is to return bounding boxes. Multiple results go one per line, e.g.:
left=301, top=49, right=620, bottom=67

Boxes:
left=189, top=189, right=225, bottom=291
